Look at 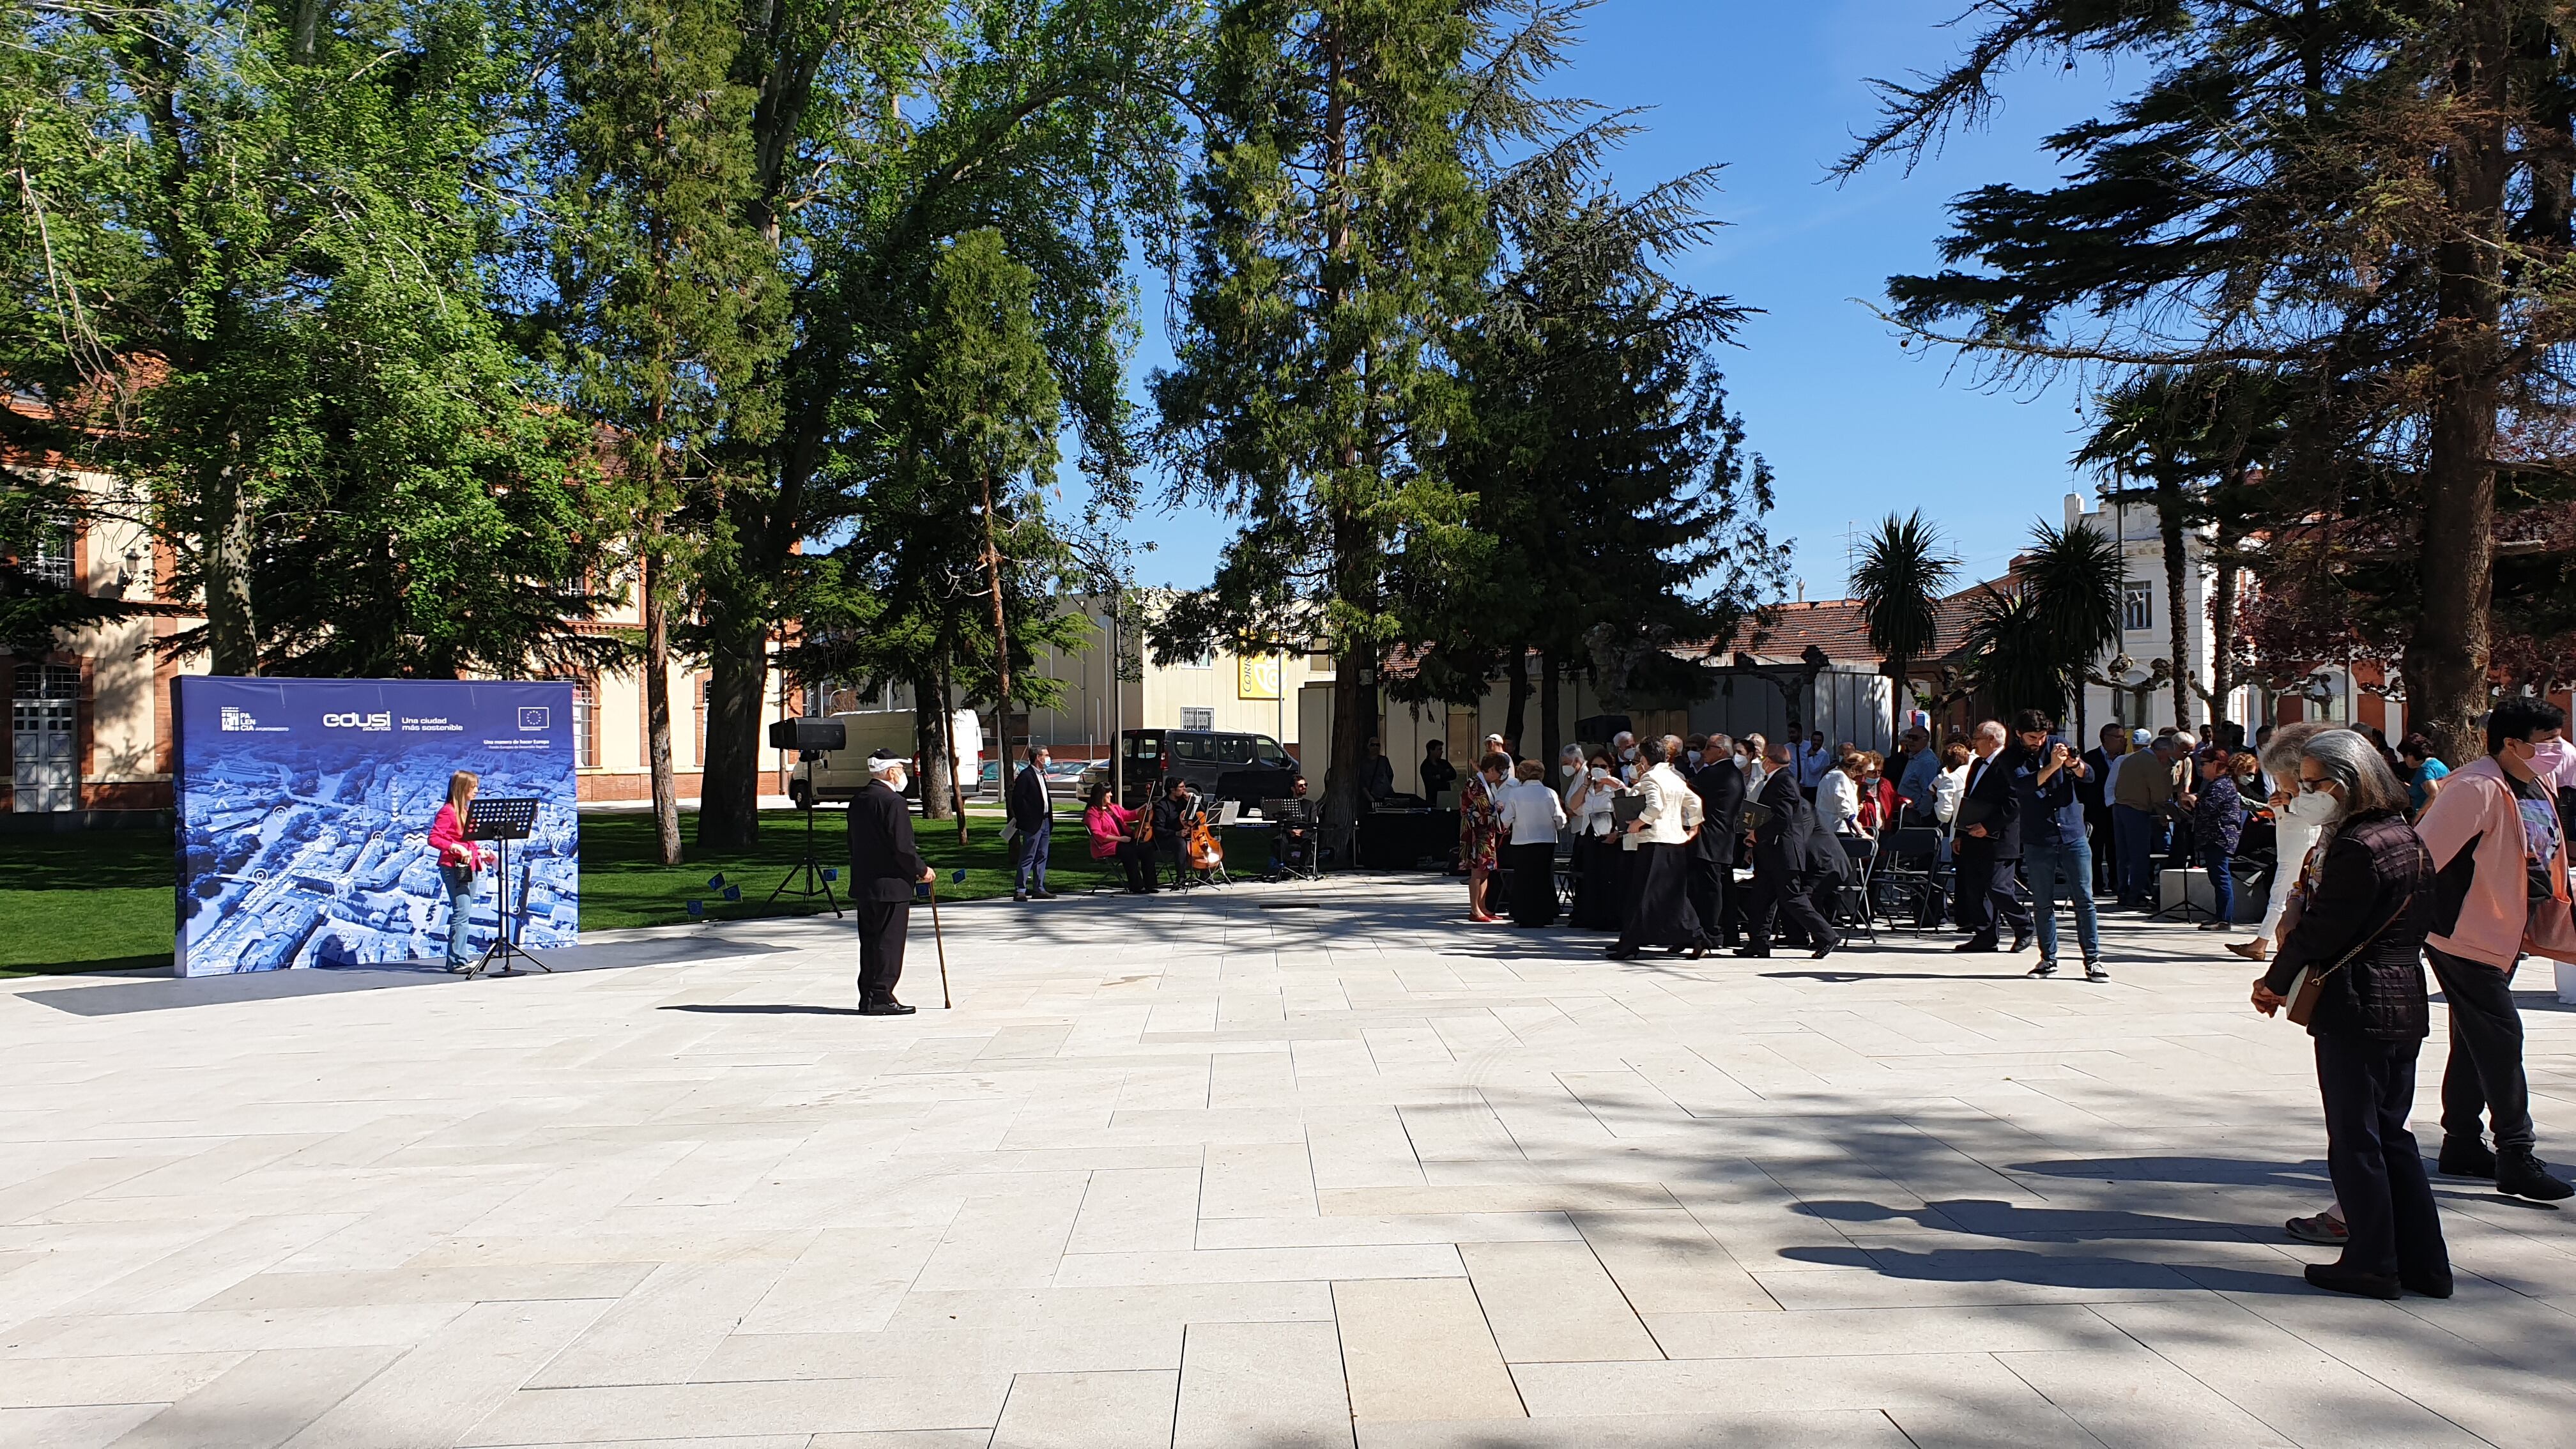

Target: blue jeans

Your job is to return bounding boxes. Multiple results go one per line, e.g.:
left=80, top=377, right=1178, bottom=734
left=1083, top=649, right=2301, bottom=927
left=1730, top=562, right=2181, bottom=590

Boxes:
left=1014, top=827, right=1050, bottom=893
left=2112, top=805, right=2161, bottom=905
left=441, top=864, right=478, bottom=963
left=2024, top=837, right=2099, bottom=963
left=2200, top=842, right=2234, bottom=923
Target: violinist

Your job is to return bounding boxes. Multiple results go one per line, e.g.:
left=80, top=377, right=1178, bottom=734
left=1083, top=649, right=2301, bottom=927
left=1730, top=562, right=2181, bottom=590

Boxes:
left=1084, top=783, right=1156, bottom=894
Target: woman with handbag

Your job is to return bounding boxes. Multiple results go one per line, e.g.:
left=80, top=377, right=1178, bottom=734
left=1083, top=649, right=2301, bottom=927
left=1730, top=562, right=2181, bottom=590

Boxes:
left=2251, top=730, right=2450, bottom=1299
left=428, top=770, right=493, bottom=970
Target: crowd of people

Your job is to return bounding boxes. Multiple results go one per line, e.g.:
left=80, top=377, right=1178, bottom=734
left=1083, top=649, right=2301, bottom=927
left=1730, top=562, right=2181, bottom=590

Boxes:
left=1425, top=700, right=2576, bottom=1300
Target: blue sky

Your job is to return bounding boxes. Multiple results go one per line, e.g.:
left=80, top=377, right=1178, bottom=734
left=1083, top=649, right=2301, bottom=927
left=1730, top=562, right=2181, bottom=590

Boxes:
left=1098, top=0, right=2128, bottom=596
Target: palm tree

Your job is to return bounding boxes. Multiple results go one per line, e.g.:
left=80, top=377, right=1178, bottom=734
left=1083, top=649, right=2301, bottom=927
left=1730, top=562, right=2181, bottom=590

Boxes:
left=2017, top=519, right=2125, bottom=736
left=1961, top=586, right=2066, bottom=720
left=1851, top=510, right=1959, bottom=746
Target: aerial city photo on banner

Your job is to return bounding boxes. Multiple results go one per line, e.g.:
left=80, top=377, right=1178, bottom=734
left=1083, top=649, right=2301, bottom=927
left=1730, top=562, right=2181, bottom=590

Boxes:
left=168, top=677, right=579, bottom=976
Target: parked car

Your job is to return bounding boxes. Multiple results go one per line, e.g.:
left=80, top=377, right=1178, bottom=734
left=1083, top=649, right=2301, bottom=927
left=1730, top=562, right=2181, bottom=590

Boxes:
left=1116, top=728, right=1298, bottom=811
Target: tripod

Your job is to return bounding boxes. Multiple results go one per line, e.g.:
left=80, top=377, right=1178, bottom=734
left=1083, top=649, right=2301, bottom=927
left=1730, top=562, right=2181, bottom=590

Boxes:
left=769, top=755, right=843, bottom=916
left=462, top=797, right=550, bottom=977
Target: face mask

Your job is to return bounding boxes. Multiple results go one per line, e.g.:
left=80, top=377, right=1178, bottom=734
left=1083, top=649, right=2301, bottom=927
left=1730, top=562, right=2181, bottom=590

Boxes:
left=2532, top=739, right=2570, bottom=781
left=2283, top=790, right=2336, bottom=822
left=1561, top=762, right=1579, bottom=778
left=1619, top=746, right=1636, bottom=761
left=1591, top=767, right=1610, bottom=781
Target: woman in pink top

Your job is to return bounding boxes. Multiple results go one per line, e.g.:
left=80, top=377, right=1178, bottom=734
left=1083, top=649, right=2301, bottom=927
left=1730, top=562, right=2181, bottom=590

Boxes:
left=1083, top=783, right=1154, bottom=894
left=428, top=770, right=492, bottom=968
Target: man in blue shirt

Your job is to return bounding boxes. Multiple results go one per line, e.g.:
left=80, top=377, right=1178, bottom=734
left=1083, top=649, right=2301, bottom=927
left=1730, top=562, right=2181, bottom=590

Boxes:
left=2012, top=709, right=2104, bottom=980
left=1895, top=727, right=1942, bottom=825
left=1793, top=731, right=1832, bottom=798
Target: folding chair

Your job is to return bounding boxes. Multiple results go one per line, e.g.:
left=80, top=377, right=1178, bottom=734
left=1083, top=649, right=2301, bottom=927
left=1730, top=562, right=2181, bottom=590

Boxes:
left=1872, top=825, right=1943, bottom=932
left=1834, top=836, right=1881, bottom=945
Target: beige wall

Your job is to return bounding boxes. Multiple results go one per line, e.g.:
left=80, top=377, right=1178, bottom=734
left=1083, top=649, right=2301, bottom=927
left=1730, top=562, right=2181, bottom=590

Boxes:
left=1016, top=594, right=1331, bottom=757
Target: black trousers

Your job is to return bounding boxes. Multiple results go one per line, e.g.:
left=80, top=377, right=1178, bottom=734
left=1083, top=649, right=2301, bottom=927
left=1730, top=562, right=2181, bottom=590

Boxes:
left=855, top=898, right=910, bottom=1000
left=1613, top=843, right=1702, bottom=951
left=1954, top=840, right=2032, bottom=944
left=1112, top=839, right=1155, bottom=892
left=1507, top=840, right=1559, bottom=926
left=2314, top=1033, right=2449, bottom=1280
left=2085, top=806, right=2115, bottom=892
left=1745, top=864, right=1836, bottom=953
left=2426, top=946, right=2535, bottom=1154
left=1687, top=851, right=1731, bottom=947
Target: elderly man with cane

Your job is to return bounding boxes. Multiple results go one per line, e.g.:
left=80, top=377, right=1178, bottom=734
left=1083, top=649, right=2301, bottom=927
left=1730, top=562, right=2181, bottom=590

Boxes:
left=848, top=753, right=934, bottom=1016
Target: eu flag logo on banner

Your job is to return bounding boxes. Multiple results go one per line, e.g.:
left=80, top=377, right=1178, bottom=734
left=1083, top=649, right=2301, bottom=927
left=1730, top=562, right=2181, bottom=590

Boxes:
left=519, top=706, right=551, bottom=731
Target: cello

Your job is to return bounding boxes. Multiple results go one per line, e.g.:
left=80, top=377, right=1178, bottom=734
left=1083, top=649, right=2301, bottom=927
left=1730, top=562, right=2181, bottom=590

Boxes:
left=1184, top=793, right=1225, bottom=877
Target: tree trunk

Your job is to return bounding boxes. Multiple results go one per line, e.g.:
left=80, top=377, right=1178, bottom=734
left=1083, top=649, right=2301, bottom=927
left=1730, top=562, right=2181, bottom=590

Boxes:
left=641, top=549, right=682, bottom=868
left=914, top=673, right=952, bottom=821
left=203, top=452, right=259, bottom=677
left=694, top=621, right=768, bottom=851
left=1538, top=650, right=1563, bottom=778
left=1501, top=645, right=1530, bottom=757
left=979, top=469, right=1013, bottom=774
left=2159, top=479, right=2193, bottom=733
left=1887, top=655, right=1909, bottom=748
left=2209, top=514, right=2242, bottom=739
left=2408, top=1, right=2510, bottom=767
left=939, top=656, right=969, bottom=844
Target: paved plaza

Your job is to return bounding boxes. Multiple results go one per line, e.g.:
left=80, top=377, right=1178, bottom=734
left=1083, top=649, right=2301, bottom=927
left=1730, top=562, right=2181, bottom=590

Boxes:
left=5, top=875, right=2575, bottom=1448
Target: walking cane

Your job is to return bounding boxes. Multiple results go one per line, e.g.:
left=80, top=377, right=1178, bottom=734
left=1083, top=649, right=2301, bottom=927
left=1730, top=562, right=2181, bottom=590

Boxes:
left=927, top=870, right=955, bottom=1009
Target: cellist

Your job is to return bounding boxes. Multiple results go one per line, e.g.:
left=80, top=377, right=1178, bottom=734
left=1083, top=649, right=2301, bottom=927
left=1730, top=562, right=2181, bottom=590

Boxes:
left=1148, top=776, right=1197, bottom=889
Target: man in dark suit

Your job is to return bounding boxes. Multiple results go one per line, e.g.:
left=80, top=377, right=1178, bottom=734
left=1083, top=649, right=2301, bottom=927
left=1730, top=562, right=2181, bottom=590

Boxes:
left=1689, top=732, right=1747, bottom=948
left=1008, top=744, right=1055, bottom=901
left=2082, top=723, right=2123, bottom=894
left=848, top=755, right=933, bottom=1015
left=1737, top=740, right=1839, bottom=959
left=1953, top=720, right=2034, bottom=953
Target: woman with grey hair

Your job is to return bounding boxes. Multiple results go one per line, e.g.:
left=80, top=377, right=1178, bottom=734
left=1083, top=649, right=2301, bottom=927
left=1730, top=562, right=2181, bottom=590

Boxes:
left=2252, top=728, right=2448, bottom=1299
left=2230, top=720, right=2338, bottom=963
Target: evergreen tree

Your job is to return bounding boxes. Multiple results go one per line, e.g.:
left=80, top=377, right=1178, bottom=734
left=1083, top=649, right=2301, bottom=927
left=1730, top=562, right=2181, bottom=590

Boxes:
left=1841, top=1, right=2576, bottom=760
left=1154, top=0, right=1512, bottom=836
left=549, top=0, right=790, bottom=865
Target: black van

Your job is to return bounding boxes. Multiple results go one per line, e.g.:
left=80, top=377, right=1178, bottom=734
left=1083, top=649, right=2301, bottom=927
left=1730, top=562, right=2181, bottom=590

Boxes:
left=1117, top=728, right=1298, bottom=811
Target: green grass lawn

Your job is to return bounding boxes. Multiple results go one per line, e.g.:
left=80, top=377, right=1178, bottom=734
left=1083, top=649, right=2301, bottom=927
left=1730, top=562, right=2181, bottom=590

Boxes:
left=1, top=804, right=1277, bottom=976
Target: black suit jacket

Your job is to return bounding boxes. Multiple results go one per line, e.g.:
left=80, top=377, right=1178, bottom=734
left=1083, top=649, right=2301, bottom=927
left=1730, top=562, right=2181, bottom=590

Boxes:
left=847, top=780, right=929, bottom=902
left=1957, top=746, right=2027, bottom=859
left=2078, top=747, right=2113, bottom=811
left=1689, top=760, right=1746, bottom=866
left=1751, top=770, right=1820, bottom=877
left=1008, top=764, right=1052, bottom=833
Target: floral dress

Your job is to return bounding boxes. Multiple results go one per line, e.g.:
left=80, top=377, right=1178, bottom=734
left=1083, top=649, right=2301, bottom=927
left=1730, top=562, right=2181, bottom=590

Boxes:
left=1459, top=772, right=1501, bottom=873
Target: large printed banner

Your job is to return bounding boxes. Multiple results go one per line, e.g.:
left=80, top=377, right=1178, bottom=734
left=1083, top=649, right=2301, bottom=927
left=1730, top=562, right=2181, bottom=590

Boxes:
left=170, top=677, right=579, bottom=976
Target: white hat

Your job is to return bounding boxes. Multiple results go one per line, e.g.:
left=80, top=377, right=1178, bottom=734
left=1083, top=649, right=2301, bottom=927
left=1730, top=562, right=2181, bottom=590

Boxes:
left=2131, top=728, right=2154, bottom=746
left=868, top=755, right=907, bottom=777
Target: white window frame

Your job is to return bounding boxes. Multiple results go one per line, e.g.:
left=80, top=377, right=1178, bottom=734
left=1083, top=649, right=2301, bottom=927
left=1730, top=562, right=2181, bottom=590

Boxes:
left=2121, top=583, right=2152, bottom=633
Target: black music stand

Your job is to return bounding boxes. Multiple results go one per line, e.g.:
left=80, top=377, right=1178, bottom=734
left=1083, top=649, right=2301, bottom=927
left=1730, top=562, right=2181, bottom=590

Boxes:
left=768, top=756, right=843, bottom=916
left=462, top=797, right=549, bottom=977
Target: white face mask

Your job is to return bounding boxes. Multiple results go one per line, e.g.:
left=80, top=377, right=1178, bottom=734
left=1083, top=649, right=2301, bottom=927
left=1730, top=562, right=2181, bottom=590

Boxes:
left=1561, top=762, right=1579, bottom=778
left=2283, top=789, right=2336, bottom=822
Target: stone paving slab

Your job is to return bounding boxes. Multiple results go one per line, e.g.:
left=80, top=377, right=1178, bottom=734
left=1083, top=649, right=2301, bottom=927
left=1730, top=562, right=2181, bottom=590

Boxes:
left=4, top=875, right=2573, bottom=1448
